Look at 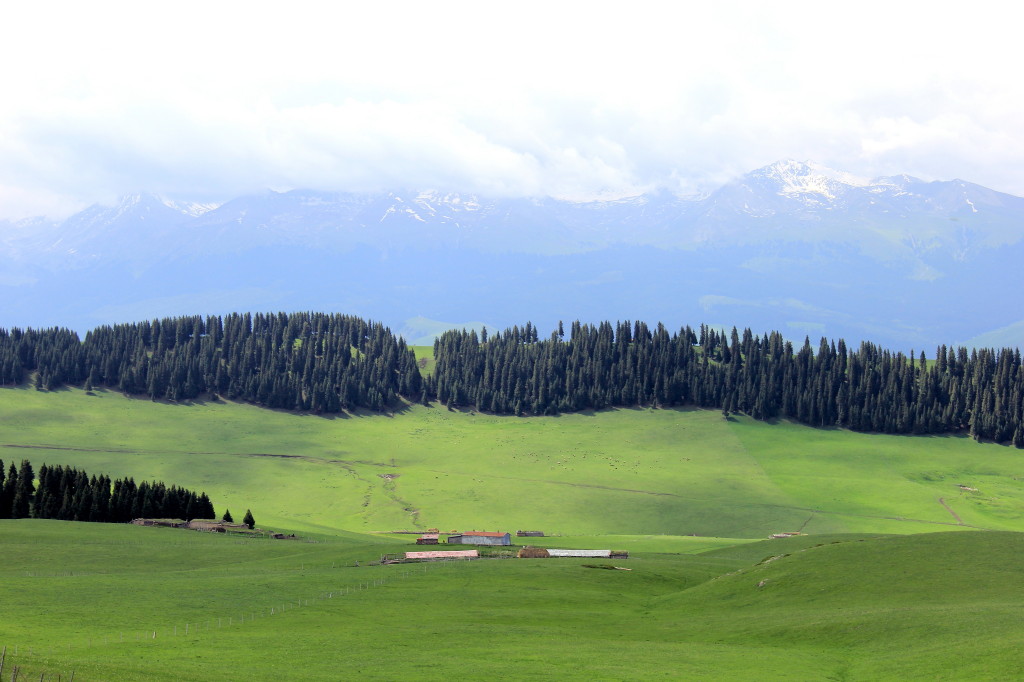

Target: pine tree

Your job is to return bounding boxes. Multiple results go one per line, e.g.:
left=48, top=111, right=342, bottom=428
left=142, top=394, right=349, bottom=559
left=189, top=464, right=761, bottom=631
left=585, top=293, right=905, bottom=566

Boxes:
left=222, top=508, right=233, bottom=523
left=242, top=509, right=255, bottom=529
left=0, top=459, right=8, bottom=519
left=12, top=459, right=35, bottom=518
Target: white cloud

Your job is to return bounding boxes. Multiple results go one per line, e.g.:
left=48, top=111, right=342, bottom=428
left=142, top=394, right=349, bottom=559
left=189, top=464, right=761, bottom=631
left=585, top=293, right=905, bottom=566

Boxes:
left=1, top=1, right=1022, bottom=219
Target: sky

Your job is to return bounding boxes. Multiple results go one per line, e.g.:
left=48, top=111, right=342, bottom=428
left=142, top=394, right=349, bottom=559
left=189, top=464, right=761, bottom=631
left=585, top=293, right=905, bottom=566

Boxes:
left=1, top=1, right=1021, bottom=220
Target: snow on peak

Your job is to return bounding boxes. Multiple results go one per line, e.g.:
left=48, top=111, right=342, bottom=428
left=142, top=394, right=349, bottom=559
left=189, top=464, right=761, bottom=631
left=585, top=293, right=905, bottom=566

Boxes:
left=750, top=160, right=875, bottom=202
left=414, top=190, right=481, bottom=212
left=162, top=198, right=219, bottom=217
left=111, top=193, right=217, bottom=217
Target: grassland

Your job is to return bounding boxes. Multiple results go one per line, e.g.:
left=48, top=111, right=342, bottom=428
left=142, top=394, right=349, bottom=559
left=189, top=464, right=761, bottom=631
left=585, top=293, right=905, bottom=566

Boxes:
left=1, top=521, right=1022, bottom=680
left=1, top=385, right=1022, bottom=538
left=2, top=386, right=1024, bottom=679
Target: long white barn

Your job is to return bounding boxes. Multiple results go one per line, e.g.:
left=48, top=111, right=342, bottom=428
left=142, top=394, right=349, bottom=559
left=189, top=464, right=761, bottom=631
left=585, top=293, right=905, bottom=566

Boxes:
left=546, top=549, right=612, bottom=558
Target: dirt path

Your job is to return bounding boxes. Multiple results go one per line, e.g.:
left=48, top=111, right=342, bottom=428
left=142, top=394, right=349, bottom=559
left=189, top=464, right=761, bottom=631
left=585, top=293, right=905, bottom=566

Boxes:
left=2, top=442, right=395, bottom=468
left=423, top=468, right=683, bottom=497
left=938, top=497, right=964, bottom=525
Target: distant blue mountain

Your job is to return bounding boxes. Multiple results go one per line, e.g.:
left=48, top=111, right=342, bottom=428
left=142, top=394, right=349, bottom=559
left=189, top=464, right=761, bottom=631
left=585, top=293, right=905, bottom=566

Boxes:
left=2, top=161, right=1022, bottom=350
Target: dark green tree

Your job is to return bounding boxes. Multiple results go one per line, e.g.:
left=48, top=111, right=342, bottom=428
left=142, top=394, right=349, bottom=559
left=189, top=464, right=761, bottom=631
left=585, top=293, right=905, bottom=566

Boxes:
left=12, top=459, right=35, bottom=518
left=242, top=509, right=255, bottom=529
left=222, top=508, right=233, bottom=523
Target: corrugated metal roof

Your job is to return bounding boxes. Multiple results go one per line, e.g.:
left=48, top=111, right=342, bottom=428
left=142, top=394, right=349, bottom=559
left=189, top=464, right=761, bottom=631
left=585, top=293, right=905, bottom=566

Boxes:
left=420, top=533, right=440, bottom=539
left=405, top=550, right=479, bottom=559
left=546, top=549, right=612, bottom=558
left=461, top=531, right=509, bottom=537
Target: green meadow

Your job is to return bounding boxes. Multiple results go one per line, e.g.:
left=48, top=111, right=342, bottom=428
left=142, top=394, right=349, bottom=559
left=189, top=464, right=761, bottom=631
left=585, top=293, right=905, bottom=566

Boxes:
left=1, top=385, right=1022, bottom=538
left=2, top=522, right=1023, bottom=680
left=2, top=386, right=1024, bottom=679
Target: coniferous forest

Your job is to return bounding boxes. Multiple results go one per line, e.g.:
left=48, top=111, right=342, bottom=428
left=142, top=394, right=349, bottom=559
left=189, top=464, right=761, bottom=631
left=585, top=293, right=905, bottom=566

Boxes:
left=0, top=312, right=1021, bottom=447
left=0, top=459, right=216, bottom=522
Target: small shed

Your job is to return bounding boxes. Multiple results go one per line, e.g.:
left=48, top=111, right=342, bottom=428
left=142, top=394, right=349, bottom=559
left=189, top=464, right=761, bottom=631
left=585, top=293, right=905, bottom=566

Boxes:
left=447, top=531, right=512, bottom=546
left=416, top=533, right=440, bottom=545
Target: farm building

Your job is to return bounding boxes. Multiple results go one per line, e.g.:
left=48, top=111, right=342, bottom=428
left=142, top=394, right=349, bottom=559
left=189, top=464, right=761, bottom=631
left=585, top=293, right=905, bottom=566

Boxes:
left=186, top=519, right=252, bottom=533
left=404, top=550, right=478, bottom=561
left=546, top=549, right=612, bottom=558
left=131, top=518, right=186, bottom=528
left=416, top=533, right=440, bottom=545
left=516, top=530, right=545, bottom=537
left=447, top=531, right=512, bottom=546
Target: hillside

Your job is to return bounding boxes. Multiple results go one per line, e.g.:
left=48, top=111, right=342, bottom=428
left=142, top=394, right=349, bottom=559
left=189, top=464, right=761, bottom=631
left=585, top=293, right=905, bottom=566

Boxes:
left=1, top=522, right=1021, bottom=680
left=2, top=387, right=1022, bottom=537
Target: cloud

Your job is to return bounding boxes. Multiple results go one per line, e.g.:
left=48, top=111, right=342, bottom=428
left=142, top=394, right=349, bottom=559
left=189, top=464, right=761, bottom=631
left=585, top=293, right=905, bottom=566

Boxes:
left=1, top=1, right=1022, bottom=219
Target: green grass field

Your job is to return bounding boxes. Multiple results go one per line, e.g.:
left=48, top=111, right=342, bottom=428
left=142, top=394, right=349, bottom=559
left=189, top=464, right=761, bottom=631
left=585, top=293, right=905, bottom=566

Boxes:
left=2, top=387, right=1024, bottom=679
left=1, top=386, right=1022, bottom=538
left=1, top=521, right=1022, bottom=680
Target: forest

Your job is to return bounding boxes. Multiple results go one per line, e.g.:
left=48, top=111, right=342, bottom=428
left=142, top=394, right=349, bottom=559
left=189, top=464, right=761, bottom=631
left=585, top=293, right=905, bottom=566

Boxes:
left=0, top=312, right=1020, bottom=446
left=0, top=459, right=217, bottom=522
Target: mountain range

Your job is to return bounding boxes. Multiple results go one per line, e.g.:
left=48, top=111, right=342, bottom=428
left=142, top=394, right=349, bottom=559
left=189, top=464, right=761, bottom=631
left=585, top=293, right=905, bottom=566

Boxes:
left=2, top=160, right=1022, bottom=350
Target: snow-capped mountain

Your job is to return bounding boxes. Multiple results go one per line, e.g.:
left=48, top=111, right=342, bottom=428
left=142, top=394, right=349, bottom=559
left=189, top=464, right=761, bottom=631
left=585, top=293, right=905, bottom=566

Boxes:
left=1, top=161, right=1022, bottom=351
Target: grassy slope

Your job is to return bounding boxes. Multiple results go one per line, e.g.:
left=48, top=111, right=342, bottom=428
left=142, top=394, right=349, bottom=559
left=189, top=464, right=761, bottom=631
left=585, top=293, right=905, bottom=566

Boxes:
left=3, top=386, right=1024, bottom=679
left=656, top=531, right=1024, bottom=680
left=1, top=522, right=1022, bottom=680
left=1, top=386, right=1023, bottom=538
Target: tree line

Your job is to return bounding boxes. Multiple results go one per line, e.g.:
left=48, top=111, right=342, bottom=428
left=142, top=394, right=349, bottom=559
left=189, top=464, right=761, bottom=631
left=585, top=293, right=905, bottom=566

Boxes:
left=0, top=459, right=218, bottom=522
left=426, top=321, right=1024, bottom=447
left=0, top=313, right=1020, bottom=446
left=0, top=312, right=421, bottom=412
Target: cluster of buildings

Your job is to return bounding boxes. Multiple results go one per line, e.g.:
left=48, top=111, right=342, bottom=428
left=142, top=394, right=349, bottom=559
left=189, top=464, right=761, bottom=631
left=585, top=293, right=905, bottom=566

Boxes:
left=395, top=528, right=627, bottom=562
left=415, top=529, right=526, bottom=546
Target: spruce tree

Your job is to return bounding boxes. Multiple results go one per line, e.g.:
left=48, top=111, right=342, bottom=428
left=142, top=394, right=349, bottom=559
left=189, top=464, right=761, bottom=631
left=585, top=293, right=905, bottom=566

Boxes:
left=242, top=509, right=255, bottom=529
left=222, top=508, right=233, bottom=523
left=12, top=459, right=35, bottom=518
left=0, top=460, right=8, bottom=519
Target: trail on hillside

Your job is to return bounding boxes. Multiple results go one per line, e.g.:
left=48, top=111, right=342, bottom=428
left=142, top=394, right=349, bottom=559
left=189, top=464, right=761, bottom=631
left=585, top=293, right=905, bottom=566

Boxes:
left=938, top=497, right=965, bottom=525
left=2, top=443, right=395, bottom=469
left=422, top=468, right=683, bottom=497
left=5, top=442, right=997, bottom=532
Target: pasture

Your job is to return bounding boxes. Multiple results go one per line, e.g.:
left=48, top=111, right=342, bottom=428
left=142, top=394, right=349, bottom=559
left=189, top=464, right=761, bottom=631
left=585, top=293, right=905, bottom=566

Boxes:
left=0, top=386, right=1022, bottom=538
left=1, top=522, right=1022, bottom=680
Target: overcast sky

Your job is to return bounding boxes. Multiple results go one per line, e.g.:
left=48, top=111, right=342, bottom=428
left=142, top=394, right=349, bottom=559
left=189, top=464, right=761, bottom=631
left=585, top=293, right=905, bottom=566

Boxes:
left=1, top=1, right=1020, bottom=219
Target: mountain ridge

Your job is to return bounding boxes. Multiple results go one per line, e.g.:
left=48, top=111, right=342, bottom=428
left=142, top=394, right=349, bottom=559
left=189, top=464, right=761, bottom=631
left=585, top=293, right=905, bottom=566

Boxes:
left=5, top=160, right=1023, bottom=265
left=1, top=160, right=1021, bottom=351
